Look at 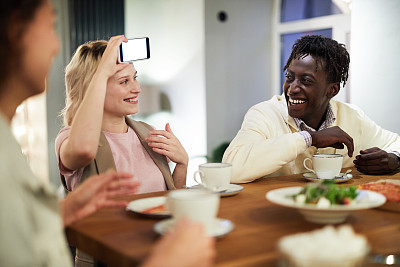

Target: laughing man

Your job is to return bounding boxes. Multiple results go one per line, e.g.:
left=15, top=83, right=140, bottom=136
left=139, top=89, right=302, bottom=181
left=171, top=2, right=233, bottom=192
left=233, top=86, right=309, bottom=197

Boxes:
left=223, top=35, right=400, bottom=183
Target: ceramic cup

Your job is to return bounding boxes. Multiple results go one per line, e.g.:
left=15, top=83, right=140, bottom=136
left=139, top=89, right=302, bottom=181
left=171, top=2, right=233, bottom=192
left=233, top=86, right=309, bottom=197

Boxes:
left=303, top=154, right=343, bottom=179
left=193, top=163, right=232, bottom=192
left=167, top=189, right=220, bottom=235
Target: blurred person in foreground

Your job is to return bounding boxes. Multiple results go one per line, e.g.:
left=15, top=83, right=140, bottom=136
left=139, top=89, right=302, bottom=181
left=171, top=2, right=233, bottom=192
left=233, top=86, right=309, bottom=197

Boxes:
left=0, top=0, right=215, bottom=266
left=223, top=35, right=400, bottom=183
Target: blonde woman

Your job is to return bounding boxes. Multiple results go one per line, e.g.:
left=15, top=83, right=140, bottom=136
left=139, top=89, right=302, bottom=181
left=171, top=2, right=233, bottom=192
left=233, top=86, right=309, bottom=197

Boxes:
left=56, top=37, right=188, bottom=193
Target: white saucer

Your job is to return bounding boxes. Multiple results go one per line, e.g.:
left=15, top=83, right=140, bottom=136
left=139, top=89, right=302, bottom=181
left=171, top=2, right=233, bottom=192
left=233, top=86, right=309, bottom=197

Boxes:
left=303, top=172, right=353, bottom=183
left=187, top=184, right=244, bottom=197
left=154, top=218, right=234, bottom=237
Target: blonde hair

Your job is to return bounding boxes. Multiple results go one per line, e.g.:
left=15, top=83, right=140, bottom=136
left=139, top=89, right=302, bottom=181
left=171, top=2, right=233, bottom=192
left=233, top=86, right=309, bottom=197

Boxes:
left=62, top=40, right=108, bottom=126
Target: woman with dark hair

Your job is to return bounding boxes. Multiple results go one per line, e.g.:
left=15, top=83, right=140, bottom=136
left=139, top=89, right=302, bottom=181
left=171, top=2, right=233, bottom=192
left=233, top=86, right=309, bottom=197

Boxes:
left=0, top=0, right=215, bottom=266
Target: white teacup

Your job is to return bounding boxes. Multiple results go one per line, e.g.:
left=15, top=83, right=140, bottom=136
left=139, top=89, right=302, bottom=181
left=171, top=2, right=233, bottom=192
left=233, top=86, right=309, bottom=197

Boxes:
left=167, top=189, right=220, bottom=235
left=303, top=154, right=343, bottom=179
left=193, top=163, right=232, bottom=192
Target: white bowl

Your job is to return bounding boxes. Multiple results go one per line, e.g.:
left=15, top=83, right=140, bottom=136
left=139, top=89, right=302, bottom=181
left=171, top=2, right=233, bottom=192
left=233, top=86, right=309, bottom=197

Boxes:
left=266, top=186, right=386, bottom=224
left=278, top=225, right=369, bottom=267
left=280, top=247, right=369, bottom=267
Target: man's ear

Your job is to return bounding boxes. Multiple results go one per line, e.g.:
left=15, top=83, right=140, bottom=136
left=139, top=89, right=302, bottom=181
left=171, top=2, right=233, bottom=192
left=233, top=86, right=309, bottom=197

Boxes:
left=326, top=83, right=340, bottom=98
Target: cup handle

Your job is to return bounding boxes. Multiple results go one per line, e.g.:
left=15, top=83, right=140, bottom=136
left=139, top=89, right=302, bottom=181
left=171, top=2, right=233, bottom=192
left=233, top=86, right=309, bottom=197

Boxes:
left=193, top=170, right=205, bottom=186
left=303, top=158, right=316, bottom=174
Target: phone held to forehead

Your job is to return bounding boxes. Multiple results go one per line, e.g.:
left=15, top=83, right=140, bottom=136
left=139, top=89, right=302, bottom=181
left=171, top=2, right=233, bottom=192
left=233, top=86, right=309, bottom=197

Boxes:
left=118, top=37, right=150, bottom=63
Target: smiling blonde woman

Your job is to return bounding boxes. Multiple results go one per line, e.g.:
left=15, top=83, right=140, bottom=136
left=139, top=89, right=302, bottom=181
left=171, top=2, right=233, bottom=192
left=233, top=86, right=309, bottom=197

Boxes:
left=56, top=38, right=188, bottom=193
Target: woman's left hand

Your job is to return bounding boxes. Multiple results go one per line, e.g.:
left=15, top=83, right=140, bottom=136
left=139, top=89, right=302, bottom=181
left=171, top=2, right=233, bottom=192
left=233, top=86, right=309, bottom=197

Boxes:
left=146, top=123, right=189, bottom=166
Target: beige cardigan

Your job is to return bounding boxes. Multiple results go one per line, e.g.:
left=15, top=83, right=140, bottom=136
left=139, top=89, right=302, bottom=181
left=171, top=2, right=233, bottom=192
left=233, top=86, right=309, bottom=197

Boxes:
left=61, top=118, right=175, bottom=192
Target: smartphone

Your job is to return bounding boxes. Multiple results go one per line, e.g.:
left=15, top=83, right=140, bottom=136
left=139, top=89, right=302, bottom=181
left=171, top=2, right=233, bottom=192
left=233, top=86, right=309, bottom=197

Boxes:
left=118, top=37, right=150, bottom=63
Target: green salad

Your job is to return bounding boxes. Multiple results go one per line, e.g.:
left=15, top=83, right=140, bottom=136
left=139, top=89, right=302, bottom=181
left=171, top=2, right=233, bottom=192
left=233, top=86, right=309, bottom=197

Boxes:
left=291, top=180, right=359, bottom=206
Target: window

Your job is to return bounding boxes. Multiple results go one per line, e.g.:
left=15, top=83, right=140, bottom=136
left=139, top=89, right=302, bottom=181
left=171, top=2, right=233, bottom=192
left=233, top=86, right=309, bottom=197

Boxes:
left=281, top=0, right=342, bottom=22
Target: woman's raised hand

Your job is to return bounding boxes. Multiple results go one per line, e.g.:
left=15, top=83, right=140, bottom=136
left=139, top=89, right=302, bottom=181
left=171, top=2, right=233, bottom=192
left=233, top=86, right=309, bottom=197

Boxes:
left=96, top=35, right=129, bottom=79
left=146, top=123, right=189, bottom=166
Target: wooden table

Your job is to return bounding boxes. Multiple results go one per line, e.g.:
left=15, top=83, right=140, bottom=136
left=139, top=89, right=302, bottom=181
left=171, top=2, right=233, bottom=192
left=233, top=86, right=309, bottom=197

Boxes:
left=66, top=169, right=400, bottom=266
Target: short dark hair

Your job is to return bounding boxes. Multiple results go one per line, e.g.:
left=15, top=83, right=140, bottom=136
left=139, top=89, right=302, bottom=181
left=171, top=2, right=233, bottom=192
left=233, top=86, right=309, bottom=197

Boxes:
left=0, top=0, right=45, bottom=86
left=283, top=35, right=350, bottom=87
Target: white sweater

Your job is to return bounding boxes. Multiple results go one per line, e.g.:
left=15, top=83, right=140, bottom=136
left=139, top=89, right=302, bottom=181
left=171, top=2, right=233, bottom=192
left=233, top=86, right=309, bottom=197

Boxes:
left=223, top=95, right=400, bottom=183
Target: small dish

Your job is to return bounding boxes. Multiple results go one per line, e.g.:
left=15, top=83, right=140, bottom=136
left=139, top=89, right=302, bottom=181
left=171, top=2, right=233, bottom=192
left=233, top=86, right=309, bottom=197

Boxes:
left=303, top=172, right=353, bottom=183
left=358, top=179, right=400, bottom=212
left=266, top=186, right=386, bottom=224
left=186, top=184, right=244, bottom=197
left=126, top=196, right=170, bottom=219
left=154, top=218, right=234, bottom=237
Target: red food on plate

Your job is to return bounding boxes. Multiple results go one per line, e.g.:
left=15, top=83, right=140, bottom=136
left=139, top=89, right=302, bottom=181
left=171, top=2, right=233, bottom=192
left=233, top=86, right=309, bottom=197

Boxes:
left=142, top=204, right=167, bottom=214
left=358, top=181, right=400, bottom=202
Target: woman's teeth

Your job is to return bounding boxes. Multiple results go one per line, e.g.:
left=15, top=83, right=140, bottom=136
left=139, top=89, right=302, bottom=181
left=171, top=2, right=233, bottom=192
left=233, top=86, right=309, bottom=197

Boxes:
left=124, top=98, right=137, bottom=102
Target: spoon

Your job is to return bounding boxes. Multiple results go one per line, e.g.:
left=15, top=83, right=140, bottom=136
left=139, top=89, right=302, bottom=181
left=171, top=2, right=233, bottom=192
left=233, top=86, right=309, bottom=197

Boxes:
left=340, top=169, right=352, bottom=178
left=368, top=254, right=400, bottom=265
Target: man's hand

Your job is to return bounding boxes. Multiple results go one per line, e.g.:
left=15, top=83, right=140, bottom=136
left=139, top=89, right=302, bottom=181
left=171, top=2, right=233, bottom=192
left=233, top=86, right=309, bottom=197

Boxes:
left=309, top=126, right=354, bottom=157
left=353, top=147, right=400, bottom=174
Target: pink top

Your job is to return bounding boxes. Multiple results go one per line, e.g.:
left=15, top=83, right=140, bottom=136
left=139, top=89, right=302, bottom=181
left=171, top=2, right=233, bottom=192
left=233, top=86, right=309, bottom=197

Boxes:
left=55, top=126, right=167, bottom=193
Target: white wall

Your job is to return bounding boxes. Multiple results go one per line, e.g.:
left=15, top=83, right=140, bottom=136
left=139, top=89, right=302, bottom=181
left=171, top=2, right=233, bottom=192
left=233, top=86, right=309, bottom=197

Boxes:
left=351, top=0, right=400, bottom=134
left=205, top=0, right=273, bottom=154
left=124, top=0, right=207, bottom=184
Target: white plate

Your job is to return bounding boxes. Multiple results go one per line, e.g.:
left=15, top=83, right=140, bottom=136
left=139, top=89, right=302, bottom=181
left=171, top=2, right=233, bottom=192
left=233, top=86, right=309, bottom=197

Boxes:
left=187, top=184, right=244, bottom=197
left=126, top=196, right=170, bottom=218
left=266, top=186, right=386, bottom=224
left=154, top=218, right=234, bottom=237
left=303, top=172, right=352, bottom=183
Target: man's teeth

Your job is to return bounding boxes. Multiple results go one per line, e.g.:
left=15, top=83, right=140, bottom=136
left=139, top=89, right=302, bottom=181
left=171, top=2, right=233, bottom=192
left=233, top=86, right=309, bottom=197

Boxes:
left=289, top=99, right=305, bottom=104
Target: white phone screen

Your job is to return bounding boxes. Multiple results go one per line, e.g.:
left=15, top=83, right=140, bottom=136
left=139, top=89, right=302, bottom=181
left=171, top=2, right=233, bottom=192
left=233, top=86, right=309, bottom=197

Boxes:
left=120, top=38, right=150, bottom=62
